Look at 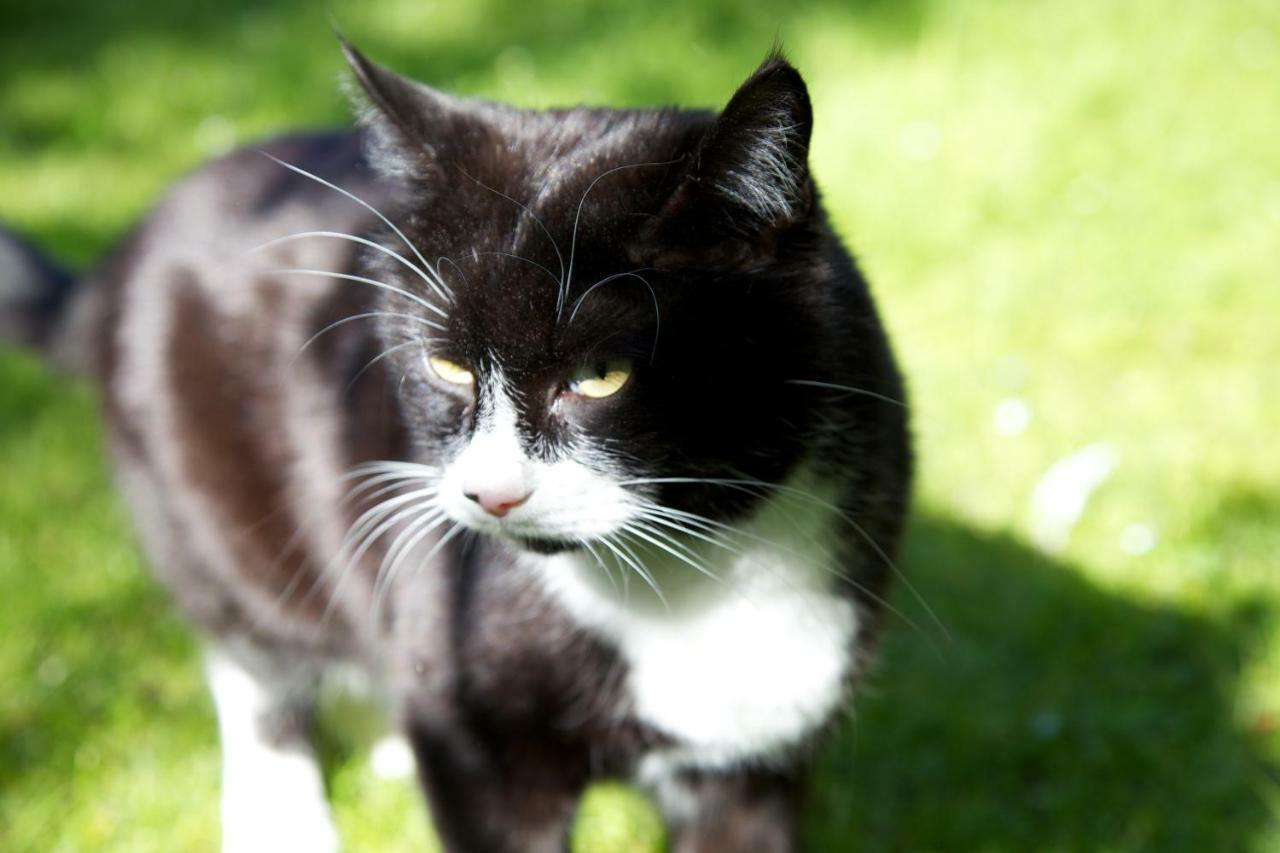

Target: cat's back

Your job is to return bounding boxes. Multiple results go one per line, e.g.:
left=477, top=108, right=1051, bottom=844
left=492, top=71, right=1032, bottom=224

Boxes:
left=85, top=131, right=400, bottom=651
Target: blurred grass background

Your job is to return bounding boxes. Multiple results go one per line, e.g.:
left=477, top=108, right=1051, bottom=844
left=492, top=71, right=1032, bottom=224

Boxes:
left=1, top=0, right=1277, bottom=850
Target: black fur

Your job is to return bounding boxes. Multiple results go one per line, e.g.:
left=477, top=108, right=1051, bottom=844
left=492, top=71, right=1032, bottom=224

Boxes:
left=9, top=44, right=911, bottom=852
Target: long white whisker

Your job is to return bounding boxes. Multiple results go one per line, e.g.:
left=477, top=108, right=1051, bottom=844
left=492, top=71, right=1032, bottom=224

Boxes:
left=631, top=507, right=743, bottom=554
left=367, top=503, right=446, bottom=587
left=600, top=534, right=667, bottom=611
left=298, top=311, right=443, bottom=356
left=326, top=497, right=441, bottom=621
left=566, top=269, right=661, bottom=362
left=261, top=154, right=451, bottom=299
left=342, top=468, right=439, bottom=502
left=785, top=379, right=907, bottom=408
left=346, top=340, right=421, bottom=394
left=346, top=460, right=441, bottom=482
left=459, top=170, right=566, bottom=287
left=621, top=522, right=722, bottom=583
left=475, top=251, right=560, bottom=289
left=562, top=158, right=681, bottom=318
left=374, top=519, right=463, bottom=618
left=345, top=489, right=441, bottom=560
left=250, top=230, right=449, bottom=302
left=625, top=517, right=709, bottom=562
left=622, top=481, right=938, bottom=642
left=373, top=511, right=453, bottom=614
left=579, top=539, right=620, bottom=595
left=272, top=268, right=448, bottom=319
left=321, top=462, right=442, bottom=622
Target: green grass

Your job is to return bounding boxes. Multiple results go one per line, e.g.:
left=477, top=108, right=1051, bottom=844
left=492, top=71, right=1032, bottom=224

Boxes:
left=1, top=0, right=1277, bottom=849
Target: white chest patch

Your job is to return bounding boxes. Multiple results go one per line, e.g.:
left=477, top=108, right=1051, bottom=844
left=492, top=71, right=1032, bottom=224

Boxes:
left=535, top=472, right=857, bottom=769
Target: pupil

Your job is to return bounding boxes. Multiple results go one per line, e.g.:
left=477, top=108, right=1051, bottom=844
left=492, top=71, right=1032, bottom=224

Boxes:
left=595, top=362, right=608, bottom=379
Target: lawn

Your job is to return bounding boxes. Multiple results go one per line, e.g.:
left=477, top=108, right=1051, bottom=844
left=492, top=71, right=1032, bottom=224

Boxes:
left=1, top=0, right=1277, bottom=850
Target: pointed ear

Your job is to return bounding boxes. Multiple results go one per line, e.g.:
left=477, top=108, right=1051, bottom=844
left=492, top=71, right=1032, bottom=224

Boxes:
left=339, top=38, right=470, bottom=178
left=635, top=54, right=815, bottom=268
left=698, top=53, right=814, bottom=226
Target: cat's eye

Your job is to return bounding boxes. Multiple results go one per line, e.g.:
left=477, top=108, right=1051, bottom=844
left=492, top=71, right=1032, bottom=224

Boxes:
left=427, top=354, right=474, bottom=386
left=568, top=358, right=633, bottom=399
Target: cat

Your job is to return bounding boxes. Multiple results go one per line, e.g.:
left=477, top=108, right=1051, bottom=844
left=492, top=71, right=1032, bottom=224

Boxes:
left=1, top=39, right=911, bottom=853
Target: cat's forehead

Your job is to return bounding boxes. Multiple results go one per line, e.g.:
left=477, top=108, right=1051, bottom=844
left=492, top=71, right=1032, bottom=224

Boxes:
left=440, top=251, right=659, bottom=377
left=413, top=111, right=692, bottom=365
left=436, top=109, right=697, bottom=250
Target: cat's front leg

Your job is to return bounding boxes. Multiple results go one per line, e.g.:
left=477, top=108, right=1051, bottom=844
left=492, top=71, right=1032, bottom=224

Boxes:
left=405, top=719, right=589, bottom=853
left=641, top=759, right=807, bottom=853
left=205, top=645, right=339, bottom=853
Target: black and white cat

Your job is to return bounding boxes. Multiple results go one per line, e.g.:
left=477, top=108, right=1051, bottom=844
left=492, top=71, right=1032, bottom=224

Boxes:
left=2, top=40, right=911, bottom=852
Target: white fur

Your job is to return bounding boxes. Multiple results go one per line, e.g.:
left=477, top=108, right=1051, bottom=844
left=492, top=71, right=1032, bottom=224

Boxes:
left=205, top=649, right=340, bottom=853
left=714, top=108, right=804, bottom=223
left=536, top=468, right=856, bottom=771
left=370, top=734, right=417, bottom=780
left=438, top=373, right=634, bottom=540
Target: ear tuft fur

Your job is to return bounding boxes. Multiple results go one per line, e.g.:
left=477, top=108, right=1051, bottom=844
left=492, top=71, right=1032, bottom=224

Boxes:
left=700, top=53, right=814, bottom=227
left=630, top=52, right=816, bottom=269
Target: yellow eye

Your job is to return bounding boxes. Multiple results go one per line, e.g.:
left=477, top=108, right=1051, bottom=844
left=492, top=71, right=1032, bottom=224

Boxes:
left=427, top=354, right=473, bottom=385
left=570, top=358, right=632, bottom=399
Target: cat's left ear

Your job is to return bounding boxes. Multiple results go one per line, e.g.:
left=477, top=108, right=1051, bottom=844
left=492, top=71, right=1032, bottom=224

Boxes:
left=339, top=38, right=477, bottom=179
left=635, top=53, right=814, bottom=268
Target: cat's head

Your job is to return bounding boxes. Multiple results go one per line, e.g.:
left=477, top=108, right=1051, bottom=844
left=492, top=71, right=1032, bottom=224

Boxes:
left=343, top=42, right=870, bottom=555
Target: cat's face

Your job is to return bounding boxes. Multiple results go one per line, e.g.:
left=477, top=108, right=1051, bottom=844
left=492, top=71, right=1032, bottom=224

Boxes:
left=347, top=44, right=845, bottom=554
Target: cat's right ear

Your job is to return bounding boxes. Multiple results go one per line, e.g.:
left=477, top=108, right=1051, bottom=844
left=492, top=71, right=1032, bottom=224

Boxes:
left=631, top=53, right=815, bottom=270
left=339, top=39, right=470, bottom=179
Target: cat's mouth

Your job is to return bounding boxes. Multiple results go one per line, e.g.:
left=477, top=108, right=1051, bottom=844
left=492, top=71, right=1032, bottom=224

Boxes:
left=448, top=506, right=595, bottom=555
left=511, top=534, right=582, bottom=555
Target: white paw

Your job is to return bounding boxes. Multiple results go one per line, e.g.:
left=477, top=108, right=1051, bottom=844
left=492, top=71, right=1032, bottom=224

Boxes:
left=370, top=734, right=417, bottom=780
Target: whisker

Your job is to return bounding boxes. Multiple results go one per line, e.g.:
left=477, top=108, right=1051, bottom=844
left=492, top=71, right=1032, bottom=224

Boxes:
left=435, top=255, right=470, bottom=291
left=620, top=521, right=722, bottom=583
left=372, top=509, right=452, bottom=612
left=784, top=379, right=907, bottom=408
left=458, top=169, right=566, bottom=287
left=316, top=462, right=443, bottom=622
left=562, top=158, right=682, bottom=319
left=630, top=506, right=743, bottom=554
left=346, top=460, right=442, bottom=480
left=345, top=340, right=421, bottom=395
left=599, top=533, right=668, bottom=611
left=474, top=250, right=560, bottom=289
left=327, top=499, right=439, bottom=620
left=260, top=154, right=452, bottom=299
left=347, top=467, right=436, bottom=494
left=566, top=269, right=660, bottom=363
left=620, top=477, right=942, bottom=643
left=271, top=267, right=448, bottom=320
left=579, top=539, right=620, bottom=595
left=345, top=489, right=441, bottom=560
left=250, top=230, right=449, bottom=303
left=297, top=311, right=443, bottom=356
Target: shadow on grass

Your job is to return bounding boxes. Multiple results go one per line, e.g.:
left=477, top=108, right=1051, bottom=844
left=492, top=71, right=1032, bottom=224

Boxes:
left=810, top=514, right=1277, bottom=851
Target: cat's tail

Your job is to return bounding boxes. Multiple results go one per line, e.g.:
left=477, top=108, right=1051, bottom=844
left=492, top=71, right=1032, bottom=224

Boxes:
left=0, top=226, right=84, bottom=372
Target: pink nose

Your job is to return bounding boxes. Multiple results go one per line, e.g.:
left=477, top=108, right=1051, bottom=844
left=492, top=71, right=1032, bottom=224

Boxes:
left=464, top=488, right=531, bottom=518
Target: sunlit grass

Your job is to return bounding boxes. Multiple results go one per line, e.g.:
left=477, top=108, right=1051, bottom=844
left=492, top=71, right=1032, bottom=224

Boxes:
left=1, top=0, right=1277, bottom=849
